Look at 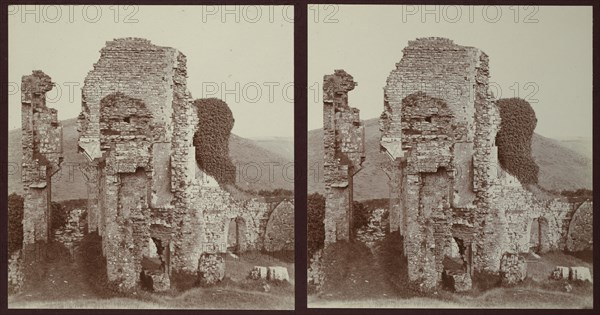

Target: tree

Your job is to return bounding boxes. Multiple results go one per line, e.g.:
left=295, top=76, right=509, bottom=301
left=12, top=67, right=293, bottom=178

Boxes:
left=495, top=98, right=540, bottom=185
left=193, top=98, right=237, bottom=185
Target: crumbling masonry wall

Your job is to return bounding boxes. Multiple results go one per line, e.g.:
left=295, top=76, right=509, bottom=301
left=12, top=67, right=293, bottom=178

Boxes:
left=77, top=38, right=202, bottom=290
left=322, top=70, right=365, bottom=244
left=379, top=38, right=585, bottom=292
left=76, top=38, right=293, bottom=291
left=21, top=71, right=63, bottom=247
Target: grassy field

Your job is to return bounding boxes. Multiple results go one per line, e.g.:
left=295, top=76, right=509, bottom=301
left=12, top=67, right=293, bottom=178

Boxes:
left=9, top=239, right=294, bottom=310
left=309, top=234, right=593, bottom=309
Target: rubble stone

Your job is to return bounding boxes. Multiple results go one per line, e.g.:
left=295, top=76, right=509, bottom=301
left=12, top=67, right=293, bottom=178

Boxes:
left=499, top=253, right=527, bottom=286
left=197, top=253, right=225, bottom=286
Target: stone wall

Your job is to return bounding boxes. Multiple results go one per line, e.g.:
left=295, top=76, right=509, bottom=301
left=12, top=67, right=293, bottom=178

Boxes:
left=322, top=70, right=365, bottom=244
left=264, top=200, right=295, bottom=251
left=379, top=37, right=588, bottom=292
left=566, top=201, right=593, bottom=252
left=21, top=71, right=63, bottom=248
left=76, top=38, right=202, bottom=290
left=54, top=208, right=87, bottom=256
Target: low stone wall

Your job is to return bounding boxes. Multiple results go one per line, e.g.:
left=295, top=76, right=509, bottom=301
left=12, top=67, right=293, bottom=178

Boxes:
left=54, top=208, right=87, bottom=256
left=356, top=208, right=389, bottom=252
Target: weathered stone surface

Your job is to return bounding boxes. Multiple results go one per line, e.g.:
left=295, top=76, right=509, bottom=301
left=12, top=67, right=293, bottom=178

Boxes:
left=570, top=267, right=592, bottom=282
left=8, top=250, right=24, bottom=293
left=54, top=208, right=87, bottom=257
left=499, top=253, right=527, bottom=286
left=263, top=200, right=294, bottom=252
left=267, top=266, right=290, bottom=282
left=197, top=253, right=225, bottom=286
left=141, top=270, right=171, bottom=292
left=249, top=266, right=268, bottom=280
left=322, top=70, right=365, bottom=244
left=566, top=201, right=593, bottom=252
left=308, top=249, right=324, bottom=291
left=356, top=208, right=389, bottom=252
left=21, top=71, right=63, bottom=247
left=71, top=38, right=295, bottom=292
left=451, top=273, right=472, bottom=292
left=551, top=266, right=570, bottom=280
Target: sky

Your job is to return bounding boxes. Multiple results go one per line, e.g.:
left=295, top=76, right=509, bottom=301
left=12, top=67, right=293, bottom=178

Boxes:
left=9, top=5, right=294, bottom=138
left=308, top=5, right=593, bottom=140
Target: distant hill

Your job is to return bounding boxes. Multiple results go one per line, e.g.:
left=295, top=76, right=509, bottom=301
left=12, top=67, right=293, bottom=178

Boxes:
left=8, top=118, right=293, bottom=201
left=308, top=117, right=592, bottom=200
left=250, top=137, right=294, bottom=161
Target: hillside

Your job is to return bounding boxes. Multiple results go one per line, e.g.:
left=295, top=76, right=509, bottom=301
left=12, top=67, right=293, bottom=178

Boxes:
left=308, top=118, right=592, bottom=200
left=250, top=137, right=294, bottom=161
left=8, top=118, right=293, bottom=201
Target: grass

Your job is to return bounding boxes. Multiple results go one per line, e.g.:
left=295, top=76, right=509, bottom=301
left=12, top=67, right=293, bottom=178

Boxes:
left=309, top=233, right=593, bottom=309
left=9, top=235, right=294, bottom=309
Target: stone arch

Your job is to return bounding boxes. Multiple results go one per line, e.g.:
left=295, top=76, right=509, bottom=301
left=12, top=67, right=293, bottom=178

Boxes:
left=529, top=217, right=550, bottom=254
left=263, top=200, right=294, bottom=252
left=566, top=201, right=593, bottom=252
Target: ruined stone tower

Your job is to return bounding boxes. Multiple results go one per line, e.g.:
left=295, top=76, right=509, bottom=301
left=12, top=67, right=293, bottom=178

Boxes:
left=380, top=38, right=501, bottom=291
left=322, top=70, right=365, bottom=244
left=21, top=71, right=63, bottom=247
left=77, top=38, right=202, bottom=290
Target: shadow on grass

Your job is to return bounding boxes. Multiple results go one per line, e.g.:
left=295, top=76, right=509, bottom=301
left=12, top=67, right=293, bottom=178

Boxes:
left=565, top=250, right=593, bottom=264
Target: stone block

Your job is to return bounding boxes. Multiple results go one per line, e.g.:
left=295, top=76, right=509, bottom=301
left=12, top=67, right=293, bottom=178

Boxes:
left=267, top=266, right=289, bottom=282
left=570, top=267, right=592, bottom=282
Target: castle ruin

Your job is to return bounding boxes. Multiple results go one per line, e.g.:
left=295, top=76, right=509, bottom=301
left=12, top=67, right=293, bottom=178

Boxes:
left=321, top=38, right=592, bottom=293
left=21, top=38, right=294, bottom=292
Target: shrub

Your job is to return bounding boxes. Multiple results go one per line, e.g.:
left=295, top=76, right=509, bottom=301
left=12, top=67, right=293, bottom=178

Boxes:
left=193, top=98, right=236, bottom=185
left=352, top=200, right=370, bottom=232
left=8, top=193, right=24, bottom=254
left=307, top=193, right=325, bottom=261
left=50, top=201, right=68, bottom=231
left=495, top=98, right=539, bottom=185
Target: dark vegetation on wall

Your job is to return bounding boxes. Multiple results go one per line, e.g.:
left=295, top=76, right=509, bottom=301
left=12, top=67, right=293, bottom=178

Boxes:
left=352, top=198, right=390, bottom=232
left=496, top=98, right=540, bottom=185
left=50, top=199, right=88, bottom=232
left=307, top=193, right=325, bottom=262
left=8, top=193, right=24, bottom=254
left=558, top=189, right=593, bottom=203
left=193, top=98, right=236, bottom=185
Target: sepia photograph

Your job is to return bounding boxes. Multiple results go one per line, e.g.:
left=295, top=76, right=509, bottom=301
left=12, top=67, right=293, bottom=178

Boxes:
left=307, top=5, right=593, bottom=308
left=7, top=4, right=294, bottom=309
